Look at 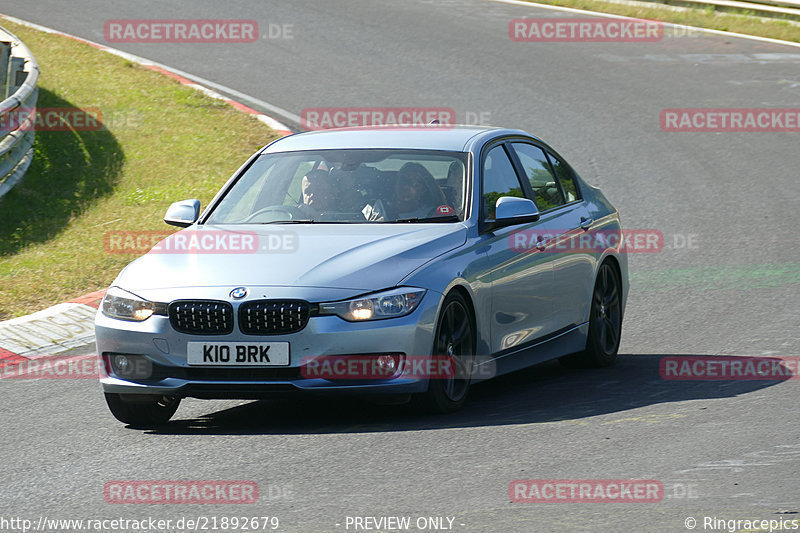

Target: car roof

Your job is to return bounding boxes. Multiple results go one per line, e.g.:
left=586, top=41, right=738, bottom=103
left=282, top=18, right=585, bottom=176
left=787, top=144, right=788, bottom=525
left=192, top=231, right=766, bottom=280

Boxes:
left=261, top=125, right=535, bottom=153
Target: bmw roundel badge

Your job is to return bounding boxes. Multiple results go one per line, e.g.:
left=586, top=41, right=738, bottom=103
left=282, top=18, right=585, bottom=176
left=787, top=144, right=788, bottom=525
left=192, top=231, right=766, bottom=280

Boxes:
left=230, top=287, right=248, bottom=299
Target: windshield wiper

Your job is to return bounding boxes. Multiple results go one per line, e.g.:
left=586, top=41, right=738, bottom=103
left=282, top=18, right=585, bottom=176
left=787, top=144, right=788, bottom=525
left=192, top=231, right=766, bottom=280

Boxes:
left=256, top=220, right=359, bottom=224
left=257, top=219, right=317, bottom=224
left=392, top=215, right=461, bottom=223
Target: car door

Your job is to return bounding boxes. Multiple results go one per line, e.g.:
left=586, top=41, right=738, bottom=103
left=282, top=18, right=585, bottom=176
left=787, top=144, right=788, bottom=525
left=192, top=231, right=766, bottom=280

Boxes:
left=508, top=142, right=595, bottom=330
left=478, top=142, right=561, bottom=356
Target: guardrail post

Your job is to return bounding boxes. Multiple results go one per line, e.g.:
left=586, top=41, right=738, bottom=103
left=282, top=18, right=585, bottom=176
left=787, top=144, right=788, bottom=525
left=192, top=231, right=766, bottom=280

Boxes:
left=0, top=41, right=10, bottom=99
left=7, top=56, right=26, bottom=96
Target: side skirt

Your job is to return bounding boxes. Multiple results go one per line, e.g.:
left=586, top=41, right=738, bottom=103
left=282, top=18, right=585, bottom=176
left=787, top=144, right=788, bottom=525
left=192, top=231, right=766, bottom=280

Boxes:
left=471, top=323, right=589, bottom=383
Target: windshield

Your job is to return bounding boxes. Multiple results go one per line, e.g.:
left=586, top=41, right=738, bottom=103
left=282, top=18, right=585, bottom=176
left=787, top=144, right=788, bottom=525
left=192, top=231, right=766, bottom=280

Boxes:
left=204, top=149, right=469, bottom=224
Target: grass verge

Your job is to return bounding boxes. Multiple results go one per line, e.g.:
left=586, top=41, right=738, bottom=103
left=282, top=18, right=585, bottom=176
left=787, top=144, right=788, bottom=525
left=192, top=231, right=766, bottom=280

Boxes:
left=513, top=0, right=800, bottom=43
left=0, top=19, right=281, bottom=320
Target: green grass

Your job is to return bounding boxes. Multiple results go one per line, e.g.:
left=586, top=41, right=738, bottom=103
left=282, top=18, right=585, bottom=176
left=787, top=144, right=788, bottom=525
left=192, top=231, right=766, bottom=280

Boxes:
left=514, top=0, right=800, bottom=43
left=0, top=20, right=281, bottom=319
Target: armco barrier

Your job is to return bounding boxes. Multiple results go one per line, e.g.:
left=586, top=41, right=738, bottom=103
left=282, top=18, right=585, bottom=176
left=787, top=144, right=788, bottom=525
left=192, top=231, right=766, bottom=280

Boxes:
left=0, top=24, right=38, bottom=200
left=663, top=0, right=800, bottom=21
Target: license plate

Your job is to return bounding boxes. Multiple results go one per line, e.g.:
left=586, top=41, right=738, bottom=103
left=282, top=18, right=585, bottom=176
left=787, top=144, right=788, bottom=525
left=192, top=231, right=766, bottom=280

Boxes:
left=187, top=342, right=289, bottom=366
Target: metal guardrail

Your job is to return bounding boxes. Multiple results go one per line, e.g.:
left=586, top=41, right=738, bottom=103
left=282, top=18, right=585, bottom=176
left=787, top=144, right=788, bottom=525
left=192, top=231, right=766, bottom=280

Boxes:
left=647, top=0, right=800, bottom=20
left=0, top=25, right=39, bottom=200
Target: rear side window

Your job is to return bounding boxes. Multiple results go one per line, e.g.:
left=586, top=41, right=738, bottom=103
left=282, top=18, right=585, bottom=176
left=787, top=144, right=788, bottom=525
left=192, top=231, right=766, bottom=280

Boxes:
left=547, top=152, right=580, bottom=203
left=511, top=143, right=564, bottom=212
left=482, top=145, right=525, bottom=219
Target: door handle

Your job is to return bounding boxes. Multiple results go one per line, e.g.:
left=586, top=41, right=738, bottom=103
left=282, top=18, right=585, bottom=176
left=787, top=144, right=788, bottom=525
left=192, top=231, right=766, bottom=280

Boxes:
left=580, top=217, right=593, bottom=230
left=536, top=236, right=548, bottom=251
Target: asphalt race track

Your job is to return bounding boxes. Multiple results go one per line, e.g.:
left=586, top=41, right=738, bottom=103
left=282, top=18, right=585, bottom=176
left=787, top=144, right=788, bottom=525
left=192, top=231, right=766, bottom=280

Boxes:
left=0, top=1, right=798, bottom=532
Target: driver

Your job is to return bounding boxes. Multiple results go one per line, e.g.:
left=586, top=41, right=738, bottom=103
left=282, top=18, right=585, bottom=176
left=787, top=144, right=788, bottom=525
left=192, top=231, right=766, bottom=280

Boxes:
left=298, top=169, right=334, bottom=217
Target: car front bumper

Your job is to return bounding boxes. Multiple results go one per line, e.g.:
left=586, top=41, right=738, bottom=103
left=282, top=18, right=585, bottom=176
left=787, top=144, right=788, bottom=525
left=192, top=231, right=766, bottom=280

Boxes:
left=95, top=289, right=441, bottom=398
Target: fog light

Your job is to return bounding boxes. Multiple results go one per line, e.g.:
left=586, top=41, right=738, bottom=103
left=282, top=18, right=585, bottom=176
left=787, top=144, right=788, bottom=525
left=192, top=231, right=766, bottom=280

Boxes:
left=376, top=354, right=398, bottom=373
left=109, top=353, right=153, bottom=380
left=115, top=355, right=130, bottom=372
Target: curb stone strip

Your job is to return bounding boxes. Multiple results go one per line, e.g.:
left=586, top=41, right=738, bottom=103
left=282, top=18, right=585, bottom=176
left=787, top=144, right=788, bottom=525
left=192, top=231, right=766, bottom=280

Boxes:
left=0, top=290, right=106, bottom=364
left=68, top=289, right=107, bottom=308
left=0, top=347, right=28, bottom=369
left=0, top=301, right=102, bottom=359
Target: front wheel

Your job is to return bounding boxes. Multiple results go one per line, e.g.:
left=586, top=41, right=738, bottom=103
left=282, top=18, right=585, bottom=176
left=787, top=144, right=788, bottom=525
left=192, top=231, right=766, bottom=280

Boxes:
left=414, top=292, right=475, bottom=413
left=560, top=261, right=622, bottom=368
left=105, top=393, right=181, bottom=427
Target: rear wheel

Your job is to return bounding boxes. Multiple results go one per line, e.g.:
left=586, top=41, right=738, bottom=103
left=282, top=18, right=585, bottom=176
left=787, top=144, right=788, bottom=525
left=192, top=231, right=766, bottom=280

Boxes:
left=414, top=292, right=475, bottom=413
left=560, top=261, right=622, bottom=368
left=104, top=393, right=180, bottom=427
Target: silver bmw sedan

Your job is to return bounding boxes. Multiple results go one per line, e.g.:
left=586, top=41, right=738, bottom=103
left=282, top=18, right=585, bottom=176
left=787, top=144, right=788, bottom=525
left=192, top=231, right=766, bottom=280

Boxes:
left=95, top=125, right=628, bottom=427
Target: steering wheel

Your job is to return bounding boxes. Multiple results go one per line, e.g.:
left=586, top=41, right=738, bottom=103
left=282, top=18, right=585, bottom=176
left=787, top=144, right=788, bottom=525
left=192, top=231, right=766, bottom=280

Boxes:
left=241, top=205, right=303, bottom=223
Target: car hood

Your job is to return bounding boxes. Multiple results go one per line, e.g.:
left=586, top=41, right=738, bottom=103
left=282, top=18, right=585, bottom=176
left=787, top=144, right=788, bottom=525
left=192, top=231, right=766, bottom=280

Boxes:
left=114, top=223, right=467, bottom=296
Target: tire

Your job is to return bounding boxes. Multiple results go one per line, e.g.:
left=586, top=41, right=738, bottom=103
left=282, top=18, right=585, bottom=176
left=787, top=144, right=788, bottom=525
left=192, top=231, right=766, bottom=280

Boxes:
left=414, top=291, right=475, bottom=413
left=104, top=393, right=181, bottom=427
left=560, top=261, right=622, bottom=368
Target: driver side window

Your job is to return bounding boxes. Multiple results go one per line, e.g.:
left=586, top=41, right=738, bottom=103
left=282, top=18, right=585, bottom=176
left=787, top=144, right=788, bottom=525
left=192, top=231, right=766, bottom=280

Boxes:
left=511, top=143, right=564, bottom=212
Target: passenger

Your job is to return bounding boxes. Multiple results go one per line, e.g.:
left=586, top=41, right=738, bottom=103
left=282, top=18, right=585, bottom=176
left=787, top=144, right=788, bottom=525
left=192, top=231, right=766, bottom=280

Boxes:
left=391, top=162, right=447, bottom=219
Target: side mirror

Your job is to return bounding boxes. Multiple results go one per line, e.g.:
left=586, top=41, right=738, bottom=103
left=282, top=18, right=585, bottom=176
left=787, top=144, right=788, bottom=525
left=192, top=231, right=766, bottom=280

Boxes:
left=164, top=199, right=201, bottom=227
left=492, top=196, right=540, bottom=228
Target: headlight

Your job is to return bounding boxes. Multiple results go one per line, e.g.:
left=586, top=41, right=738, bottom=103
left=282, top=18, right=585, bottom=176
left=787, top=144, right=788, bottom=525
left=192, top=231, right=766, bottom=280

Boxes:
left=318, top=287, right=426, bottom=321
left=101, top=287, right=167, bottom=322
